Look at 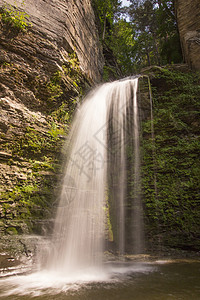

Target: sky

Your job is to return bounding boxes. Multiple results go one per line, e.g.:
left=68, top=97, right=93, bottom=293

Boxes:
left=121, top=0, right=130, bottom=6
left=120, top=0, right=130, bottom=21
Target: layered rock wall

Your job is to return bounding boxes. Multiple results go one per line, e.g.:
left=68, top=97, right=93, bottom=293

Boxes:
left=0, top=0, right=104, bottom=82
left=0, top=0, right=103, bottom=234
left=175, top=0, right=200, bottom=71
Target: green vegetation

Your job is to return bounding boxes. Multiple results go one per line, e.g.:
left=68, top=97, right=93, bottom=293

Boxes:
left=41, top=52, right=85, bottom=121
left=0, top=0, right=199, bottom=253
left=1, top=179, right=54, bottom=234
left=92, top=0, right=199, bottom=250
left=0, top=1, right=31, bottom=32
left=42, top=60, right=82, bottom=105
left=0, top=44, right=87, bottom=235
left=141, top=67, right=200, bottom=250
left=1, top=127, right=60, bottom=234
left=93, top=0, right=182, bottom=77
left=46, top=71, right=63, bottom=102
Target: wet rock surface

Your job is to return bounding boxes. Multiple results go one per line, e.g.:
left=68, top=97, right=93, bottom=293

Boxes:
left=0, top=235, right=40, bottom=277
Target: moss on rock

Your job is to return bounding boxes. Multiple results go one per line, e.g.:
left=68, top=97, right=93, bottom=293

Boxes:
left=141, top=65, right=200, bottom=251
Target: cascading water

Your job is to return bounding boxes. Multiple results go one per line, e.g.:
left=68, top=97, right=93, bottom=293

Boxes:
left=45, top=76, right=144, bottom=274
left=1, top=77, right=199, bottom=300
left=47, top=85, right=109, bottom=274
left=0, top=77, right=146, bottom=297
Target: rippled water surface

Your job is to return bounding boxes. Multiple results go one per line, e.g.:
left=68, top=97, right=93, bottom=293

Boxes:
left=0, top=260, right=200, bottom=299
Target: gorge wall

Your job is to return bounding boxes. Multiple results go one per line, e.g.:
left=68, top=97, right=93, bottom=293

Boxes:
left=0, top=0, right=199, bottom=256
left=142, top=66, right=200, bottom=252
left=175, top=0, right=200, bottom=71
left=0, top=0, right=104, bottom=235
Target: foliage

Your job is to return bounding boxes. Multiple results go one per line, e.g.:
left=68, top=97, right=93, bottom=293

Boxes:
left=0, top=12, right=90, bottom=235
left=93, top=0, right=183, bottom=77
left=92, top=0, right=121, bottom=42
left=0, top=1, right=31, bottom=32
left=92, top=0, right=123, bottom=79
left=124, top=0, right=182, bottom=69
left=1, top=179, right=54, bottom=234
left=1, top=141, right=60, bottom=234
left=46, top=71, right=63, bottom=102
left=11, top=123, right=65, bottom=160
left=48, top=122, right=65, bottom=139
left=50, top=102, right=71, bottom=124
left=111, top=19, right=137, bottom=75
left=141, top=67, right=200, bottom=249
left=62, top=52, right=82, bottom=91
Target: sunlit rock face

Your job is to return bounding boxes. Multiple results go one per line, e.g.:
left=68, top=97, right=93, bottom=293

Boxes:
left=175, top=0, right=200, bottom=71
left=0, top=0, right=104, bottom=82
left=0, top=0, right=103, bottom=234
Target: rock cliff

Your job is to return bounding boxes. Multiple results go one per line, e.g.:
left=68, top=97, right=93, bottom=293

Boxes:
left=0, top=0, right=104, bottom=235
left=0, top=0, right=104, bottom=82
left=175, top=0, right=200, bottom=71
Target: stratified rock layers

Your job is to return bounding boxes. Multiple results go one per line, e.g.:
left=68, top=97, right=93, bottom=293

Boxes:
left=175, top=0, right=200, bottom=71
left=0, top=0, right=103, bottom=234
left=0, top=0, right=104, bottom=82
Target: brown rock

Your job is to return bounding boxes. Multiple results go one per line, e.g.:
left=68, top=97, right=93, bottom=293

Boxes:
left=0, top=0, right=104, bottom=233
left=175, top=0, right=200, bottom=71
left=0, top=0, right=104, bottom=82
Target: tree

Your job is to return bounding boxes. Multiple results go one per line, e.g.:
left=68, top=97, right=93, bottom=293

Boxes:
left=92, top=0, right=121, bottom=42
left=111, top=20, right=137, bottom=74
left=128, top=0, right=182, bottom=66
left=93, top=0, right=183, bottom=77
left=92, top=0, right=123, bottom=79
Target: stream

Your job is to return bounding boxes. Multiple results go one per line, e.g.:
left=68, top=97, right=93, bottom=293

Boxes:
left=0, top=259, right=200, bottom=299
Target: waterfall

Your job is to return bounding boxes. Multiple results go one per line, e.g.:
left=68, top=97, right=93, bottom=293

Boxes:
left=45, top=77, right=144, bottom=274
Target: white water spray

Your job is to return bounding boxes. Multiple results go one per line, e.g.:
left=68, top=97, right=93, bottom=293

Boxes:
left=45, top=77, right=144, bottom=274
left=0, top=77, right=145, bottom=297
